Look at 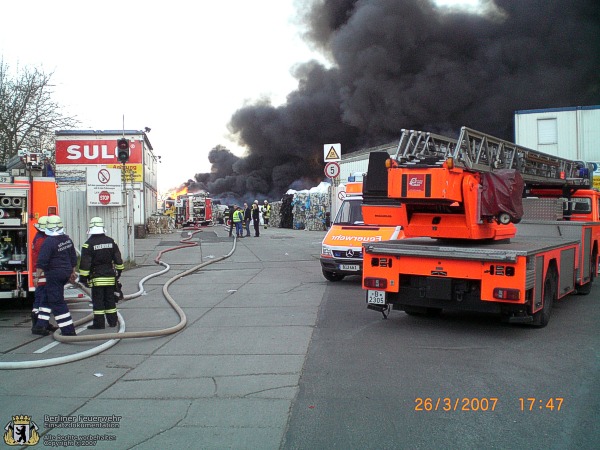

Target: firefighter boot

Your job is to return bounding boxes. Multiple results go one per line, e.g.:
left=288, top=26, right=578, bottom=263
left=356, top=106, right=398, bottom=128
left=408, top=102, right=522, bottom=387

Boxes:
left=107, top=316, right=118, bottom=328
left=31, top=312, right=55, bottom=334
left=31, top=326, right=50, bottom=336
left=60, top=325, right=77, bottom=336
left=34, top=313, right=58, bottom=332
left=87, top=314, right=105, bottom=330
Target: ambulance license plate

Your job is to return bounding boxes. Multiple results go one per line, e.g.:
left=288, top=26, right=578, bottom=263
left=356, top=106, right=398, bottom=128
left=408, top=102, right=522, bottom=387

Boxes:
left=367, top=290, right=386, bottom=305
left=340, top=264, right=359, bottom=271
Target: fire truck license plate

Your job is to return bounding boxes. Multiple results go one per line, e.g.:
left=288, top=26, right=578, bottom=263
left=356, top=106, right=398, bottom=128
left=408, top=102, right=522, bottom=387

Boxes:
left=340, top=264, right=360, bottom=271
left=367, top=290, right=386, bottom=305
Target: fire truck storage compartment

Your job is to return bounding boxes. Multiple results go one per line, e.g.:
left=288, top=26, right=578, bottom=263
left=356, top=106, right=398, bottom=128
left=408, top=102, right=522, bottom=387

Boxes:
left=0, top=188, right=28, bottom=271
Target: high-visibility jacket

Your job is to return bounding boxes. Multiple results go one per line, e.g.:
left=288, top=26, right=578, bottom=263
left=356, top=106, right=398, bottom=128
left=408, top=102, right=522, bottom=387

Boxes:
left=263, top=204, right=271, bottom=218
left=233, top=209, right=244, bottom=223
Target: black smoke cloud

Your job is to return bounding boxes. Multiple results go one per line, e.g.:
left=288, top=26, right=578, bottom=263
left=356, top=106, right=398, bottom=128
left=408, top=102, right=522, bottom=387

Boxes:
left=191, top=0, right=600, bottom=201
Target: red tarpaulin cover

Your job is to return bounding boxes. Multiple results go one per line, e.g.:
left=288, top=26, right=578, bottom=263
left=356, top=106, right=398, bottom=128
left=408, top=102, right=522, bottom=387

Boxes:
left=480, top=170, right=524, bottom=221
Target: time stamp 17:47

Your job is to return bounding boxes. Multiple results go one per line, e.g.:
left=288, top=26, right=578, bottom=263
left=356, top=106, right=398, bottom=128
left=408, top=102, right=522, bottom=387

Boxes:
left=414, top=397, right=564, bottom=412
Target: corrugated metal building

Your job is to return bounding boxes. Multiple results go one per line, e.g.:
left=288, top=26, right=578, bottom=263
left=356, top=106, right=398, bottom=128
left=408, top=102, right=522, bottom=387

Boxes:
left=54, top=130, right=159, bottom=263
left=514, top=105, right=600, bottom=161
left=339, top=141, right=397, bottom=182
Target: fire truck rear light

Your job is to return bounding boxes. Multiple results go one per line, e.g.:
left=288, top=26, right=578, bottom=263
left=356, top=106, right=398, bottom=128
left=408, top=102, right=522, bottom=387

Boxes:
left=364, top=277, right=387, bottom=289
left=446, top=157, right=454, bottom=169
left=493, top=288, right=520, bottom=301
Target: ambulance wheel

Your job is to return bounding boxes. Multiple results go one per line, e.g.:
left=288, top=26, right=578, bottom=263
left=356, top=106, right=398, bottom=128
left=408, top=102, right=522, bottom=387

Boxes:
left=322, top=270, right=344, bottom=282
left=533, top=267, right=556, bottom=327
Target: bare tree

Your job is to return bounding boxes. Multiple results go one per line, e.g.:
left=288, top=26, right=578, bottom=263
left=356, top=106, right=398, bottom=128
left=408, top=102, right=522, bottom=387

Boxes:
left=0, top=59, right=78, bottom=163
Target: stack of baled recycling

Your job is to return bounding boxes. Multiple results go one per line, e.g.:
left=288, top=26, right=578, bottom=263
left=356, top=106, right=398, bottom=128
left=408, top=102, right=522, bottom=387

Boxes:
left=288, top=182, right=331, bottom=231
left=146, top=216, right=174, bottom=234
left=269, top=201, right=282, bottom=228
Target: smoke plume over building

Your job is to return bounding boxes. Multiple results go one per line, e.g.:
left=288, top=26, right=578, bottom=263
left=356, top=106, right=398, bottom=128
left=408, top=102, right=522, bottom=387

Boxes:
left=189, top=0, right=599, bottom=201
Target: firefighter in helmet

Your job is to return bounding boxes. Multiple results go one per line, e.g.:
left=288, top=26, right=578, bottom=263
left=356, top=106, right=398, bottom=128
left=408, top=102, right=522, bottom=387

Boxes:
left=262, top=200, right=271, bottom=229
left=31, top=215, right=78, bottom=336
left=79, top=217, right=125, bottom=329
left=30, top=216, right=57, bottom=333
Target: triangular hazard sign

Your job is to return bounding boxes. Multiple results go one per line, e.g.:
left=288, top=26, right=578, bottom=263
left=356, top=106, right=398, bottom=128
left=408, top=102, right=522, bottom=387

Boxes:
left=325, top=146, right=340, bottom=160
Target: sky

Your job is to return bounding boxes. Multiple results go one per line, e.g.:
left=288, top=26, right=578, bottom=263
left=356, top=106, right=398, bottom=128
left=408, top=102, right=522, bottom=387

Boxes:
left=0, top=0, right=327, bottom=193
left=0, top=0, right=504, bottom=196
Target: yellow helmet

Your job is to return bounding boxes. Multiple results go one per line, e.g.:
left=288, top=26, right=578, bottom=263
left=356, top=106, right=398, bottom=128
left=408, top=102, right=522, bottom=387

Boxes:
left=45, top=215, right=64, bottom=235
left=88, top=217, right=105, bottom=235
left=35, top=216, right=48, bottom=231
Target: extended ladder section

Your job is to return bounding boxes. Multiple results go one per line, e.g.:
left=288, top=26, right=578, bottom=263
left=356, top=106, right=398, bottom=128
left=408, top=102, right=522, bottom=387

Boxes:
left=393, top=127, right=594, bottom=189
left=394, top=129, right=457, bottom=163
left=452, top=127, right=594, bottom=188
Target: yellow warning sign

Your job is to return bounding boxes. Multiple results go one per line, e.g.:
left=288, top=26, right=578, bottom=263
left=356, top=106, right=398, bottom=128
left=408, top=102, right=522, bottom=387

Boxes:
left=324, top=143, right=341, bottom=162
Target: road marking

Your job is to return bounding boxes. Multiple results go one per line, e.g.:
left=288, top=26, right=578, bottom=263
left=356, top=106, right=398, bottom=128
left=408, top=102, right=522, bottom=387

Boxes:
left=34, top=311, right=93, bottom=354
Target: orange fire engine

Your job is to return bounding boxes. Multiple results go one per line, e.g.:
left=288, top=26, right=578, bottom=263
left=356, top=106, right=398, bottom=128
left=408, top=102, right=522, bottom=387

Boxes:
left=362, top=127, right=598, bottom=327
left=0, top=150, right=59, bottom=299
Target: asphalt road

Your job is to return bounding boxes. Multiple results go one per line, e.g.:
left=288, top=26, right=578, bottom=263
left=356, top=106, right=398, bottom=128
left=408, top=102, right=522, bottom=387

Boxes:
left=283, top=275, right=600, bottom=449
left=0, top=228, right=598, bottom=449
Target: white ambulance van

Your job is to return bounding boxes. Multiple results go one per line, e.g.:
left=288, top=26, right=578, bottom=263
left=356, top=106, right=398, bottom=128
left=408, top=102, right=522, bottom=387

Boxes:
left=320, top=182, right=403, bottom=281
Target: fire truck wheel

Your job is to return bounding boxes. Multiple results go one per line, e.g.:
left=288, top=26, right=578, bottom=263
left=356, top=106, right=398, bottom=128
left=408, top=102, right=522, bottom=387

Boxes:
left=533, top=267, right=557, bottom=327
left=498, top=213, right=511, bottom=225
left=322, top=270, right=344, bottom=282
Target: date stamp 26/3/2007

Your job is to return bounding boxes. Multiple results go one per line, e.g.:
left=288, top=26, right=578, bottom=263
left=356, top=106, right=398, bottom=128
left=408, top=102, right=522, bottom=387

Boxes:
left=414, top=397, right=564, bottom=412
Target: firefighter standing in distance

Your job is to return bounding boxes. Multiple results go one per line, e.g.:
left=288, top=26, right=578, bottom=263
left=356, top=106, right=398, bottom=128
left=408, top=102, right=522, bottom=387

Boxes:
left=31, top=215, right=78, bottom=336
left=30, top=216, right=57, bottom=333
left=262, top=200, right=271, bottom=229
left=78, top=217, right=125, bottom=329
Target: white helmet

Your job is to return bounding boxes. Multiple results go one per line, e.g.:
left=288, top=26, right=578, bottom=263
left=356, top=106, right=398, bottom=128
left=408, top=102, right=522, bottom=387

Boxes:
left=88, top=216, right=105, bottom=235
left=45, top=215, right=64, bottom=236
left=34, top=216, right=48, bottom=231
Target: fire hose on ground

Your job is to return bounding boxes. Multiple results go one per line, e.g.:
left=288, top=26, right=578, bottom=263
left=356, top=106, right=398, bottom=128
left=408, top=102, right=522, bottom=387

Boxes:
left=0, top=230, right=237, bottom=369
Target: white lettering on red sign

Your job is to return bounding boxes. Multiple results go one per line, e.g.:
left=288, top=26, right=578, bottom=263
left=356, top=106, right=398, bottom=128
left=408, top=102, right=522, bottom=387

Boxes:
left=66, top=144, right=116, bottom=161
left=408, top=175, right=425, bottom=191
left=56, top=140, right=142, bottom=164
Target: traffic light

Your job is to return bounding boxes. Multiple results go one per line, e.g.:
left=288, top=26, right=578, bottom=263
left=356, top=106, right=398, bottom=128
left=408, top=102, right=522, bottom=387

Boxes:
left=117, top=138, right=130, bottom=163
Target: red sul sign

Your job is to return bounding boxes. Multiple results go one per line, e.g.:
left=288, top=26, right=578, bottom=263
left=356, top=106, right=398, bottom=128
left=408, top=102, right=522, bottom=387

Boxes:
left=55, top=139, right=142, bottom=164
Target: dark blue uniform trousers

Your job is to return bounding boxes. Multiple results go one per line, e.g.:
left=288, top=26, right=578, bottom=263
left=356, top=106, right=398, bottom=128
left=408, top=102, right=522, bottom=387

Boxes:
left=35, top=272, right=76, bottom=335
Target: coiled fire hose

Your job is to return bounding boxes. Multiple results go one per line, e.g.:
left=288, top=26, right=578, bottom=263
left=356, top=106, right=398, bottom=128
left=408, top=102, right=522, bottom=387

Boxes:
left=0, top=230, right=237, bottom=369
